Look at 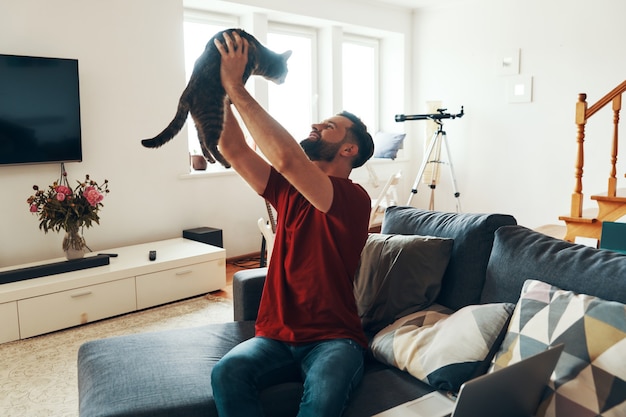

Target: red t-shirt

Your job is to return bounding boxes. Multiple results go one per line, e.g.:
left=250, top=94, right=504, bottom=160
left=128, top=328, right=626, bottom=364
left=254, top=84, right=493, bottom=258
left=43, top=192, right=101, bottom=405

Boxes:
left=256, top=168, right=369, bottom=348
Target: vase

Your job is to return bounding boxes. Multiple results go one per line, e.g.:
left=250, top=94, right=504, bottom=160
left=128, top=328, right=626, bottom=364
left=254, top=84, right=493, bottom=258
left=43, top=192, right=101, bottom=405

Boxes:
left=190, top=154, right=208, bottom=171
left=63, top=229, right=87, bottom=260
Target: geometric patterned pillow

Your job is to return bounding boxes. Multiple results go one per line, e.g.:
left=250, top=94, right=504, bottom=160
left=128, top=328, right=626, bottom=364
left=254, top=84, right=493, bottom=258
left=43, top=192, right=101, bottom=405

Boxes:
left=371, top=302, right=514, bottom=392
left=491, top=279, right=626, bottom=417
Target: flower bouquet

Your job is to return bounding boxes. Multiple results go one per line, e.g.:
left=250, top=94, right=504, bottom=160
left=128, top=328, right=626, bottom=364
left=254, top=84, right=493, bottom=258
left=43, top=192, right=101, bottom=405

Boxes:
left=27, top=168, right=110, bottom=259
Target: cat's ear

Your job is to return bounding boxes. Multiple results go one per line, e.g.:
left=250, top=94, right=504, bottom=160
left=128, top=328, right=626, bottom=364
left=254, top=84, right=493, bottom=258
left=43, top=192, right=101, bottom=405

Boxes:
left=282, top=50, right=293, bottom=61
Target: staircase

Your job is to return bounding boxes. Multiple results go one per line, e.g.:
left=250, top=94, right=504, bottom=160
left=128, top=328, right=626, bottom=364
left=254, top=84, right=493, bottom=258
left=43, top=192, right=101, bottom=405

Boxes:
left=559, top=80, right=626, bottom=242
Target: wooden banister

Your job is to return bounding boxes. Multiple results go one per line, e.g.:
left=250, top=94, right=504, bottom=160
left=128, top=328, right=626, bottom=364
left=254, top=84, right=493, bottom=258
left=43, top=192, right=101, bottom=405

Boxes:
left=608, top=94, right=622, bottom=196
left=586, top=80, right=626, bottom=118
left=569, top=80, right=626, bottom=218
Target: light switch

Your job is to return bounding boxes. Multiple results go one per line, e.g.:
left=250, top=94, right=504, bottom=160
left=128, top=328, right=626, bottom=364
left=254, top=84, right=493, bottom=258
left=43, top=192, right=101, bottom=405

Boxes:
left=498, top=48, right=520, bottom=75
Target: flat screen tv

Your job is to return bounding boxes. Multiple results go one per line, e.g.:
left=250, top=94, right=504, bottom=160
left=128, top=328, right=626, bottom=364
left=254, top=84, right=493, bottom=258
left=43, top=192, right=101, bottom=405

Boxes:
left=0, top=53, right=82, bottom=166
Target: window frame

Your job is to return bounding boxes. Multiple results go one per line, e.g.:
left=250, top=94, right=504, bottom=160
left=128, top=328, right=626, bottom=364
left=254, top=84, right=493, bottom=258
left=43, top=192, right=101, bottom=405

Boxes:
left=180, top=9, right=397, bottom=178
left=182, top=11, right=239, bottom=174
left=342, top=33, right=380, bottom=133
left=266, top=22, right=319, bottom=138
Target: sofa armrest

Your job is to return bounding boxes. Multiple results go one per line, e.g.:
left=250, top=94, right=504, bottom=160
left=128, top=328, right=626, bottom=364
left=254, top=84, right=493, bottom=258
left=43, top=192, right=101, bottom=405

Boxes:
left=233, top=267, right=267, bottom=322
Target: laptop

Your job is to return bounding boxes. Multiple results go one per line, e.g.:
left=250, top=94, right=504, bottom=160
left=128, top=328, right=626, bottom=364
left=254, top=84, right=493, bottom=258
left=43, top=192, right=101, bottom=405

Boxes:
left=373, top=343, right=564, bottom=417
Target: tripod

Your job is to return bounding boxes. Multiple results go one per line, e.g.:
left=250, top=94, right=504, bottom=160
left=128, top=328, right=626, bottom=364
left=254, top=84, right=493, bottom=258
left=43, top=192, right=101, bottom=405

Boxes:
left=395, top=106, right=464, bottom=211
left=407, top=119, right=461, bottom=211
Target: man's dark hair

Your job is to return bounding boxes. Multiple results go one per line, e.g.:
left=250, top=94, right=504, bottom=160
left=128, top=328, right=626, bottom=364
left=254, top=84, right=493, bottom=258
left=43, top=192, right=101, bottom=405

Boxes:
left=338, top=111, right=374, bottom=168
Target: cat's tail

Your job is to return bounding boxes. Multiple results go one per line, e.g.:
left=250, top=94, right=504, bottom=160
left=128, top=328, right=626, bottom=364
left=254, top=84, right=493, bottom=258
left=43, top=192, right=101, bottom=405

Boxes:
left=141, top=99, right=189, bottom=148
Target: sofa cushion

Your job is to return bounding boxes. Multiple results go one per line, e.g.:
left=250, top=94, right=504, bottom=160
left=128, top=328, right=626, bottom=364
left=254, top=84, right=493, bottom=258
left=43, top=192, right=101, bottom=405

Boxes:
left=491, top=279, right=626, bottom=417
left=371, top=302, right=514, bottom=392
left=78, top=321, right=256, bottom=417
left=482, top=225, right=626, bottom=306
left=381, top=207, right=517, bottom=310
left=344, top=364, right=436, bottom=417
left=354, top=233, right=453, bottom=335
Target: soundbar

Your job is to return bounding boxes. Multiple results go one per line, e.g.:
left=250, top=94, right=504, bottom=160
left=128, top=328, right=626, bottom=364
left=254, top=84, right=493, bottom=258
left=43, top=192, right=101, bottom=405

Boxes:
left=0, top=255, right=111, bottom=285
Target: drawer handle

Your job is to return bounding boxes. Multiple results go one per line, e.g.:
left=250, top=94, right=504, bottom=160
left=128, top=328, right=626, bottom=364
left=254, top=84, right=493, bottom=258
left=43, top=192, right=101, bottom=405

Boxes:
left=71, top=291, right=93, bottom=298
left=175, top=270, right=193, bottom=276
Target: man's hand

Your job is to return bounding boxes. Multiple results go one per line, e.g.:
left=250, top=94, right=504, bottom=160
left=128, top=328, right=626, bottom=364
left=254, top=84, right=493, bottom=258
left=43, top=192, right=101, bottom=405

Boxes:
left=214, top=31, right=249, bottom=93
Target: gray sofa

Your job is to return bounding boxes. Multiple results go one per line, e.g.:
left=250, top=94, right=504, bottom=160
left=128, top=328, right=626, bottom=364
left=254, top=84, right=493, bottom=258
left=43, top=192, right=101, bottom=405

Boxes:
left=77, top=206, right=626, bottom=417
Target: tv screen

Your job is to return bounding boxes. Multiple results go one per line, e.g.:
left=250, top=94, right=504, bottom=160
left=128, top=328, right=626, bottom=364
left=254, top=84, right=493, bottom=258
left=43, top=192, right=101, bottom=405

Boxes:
left=0, top=53, right=82, bottom=166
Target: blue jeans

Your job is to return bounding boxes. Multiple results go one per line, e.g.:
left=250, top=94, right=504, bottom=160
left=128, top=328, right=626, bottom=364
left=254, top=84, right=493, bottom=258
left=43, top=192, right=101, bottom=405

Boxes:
left=211, top=336, right=365, bottom=417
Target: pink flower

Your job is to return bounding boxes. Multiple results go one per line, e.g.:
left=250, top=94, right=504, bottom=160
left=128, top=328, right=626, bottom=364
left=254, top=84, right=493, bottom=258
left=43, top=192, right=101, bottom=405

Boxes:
left=55, top=185, right=72, bottom=195
left=56, top=192, right=67, bottom=201
left=85, top=188, right=104, bottom=206
left=29, top=204, right=38, bottom=213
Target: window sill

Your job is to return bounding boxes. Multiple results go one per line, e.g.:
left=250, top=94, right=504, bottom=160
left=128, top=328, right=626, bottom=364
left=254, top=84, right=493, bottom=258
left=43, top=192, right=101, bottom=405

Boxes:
left=367, top=156, right=410, bottom=164
left=179, top=168, right=237, bottom=180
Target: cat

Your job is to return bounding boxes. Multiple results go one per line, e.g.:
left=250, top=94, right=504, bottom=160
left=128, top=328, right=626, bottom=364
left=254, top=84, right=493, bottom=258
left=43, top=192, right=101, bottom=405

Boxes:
left=141, top=28, right=291, bottom=168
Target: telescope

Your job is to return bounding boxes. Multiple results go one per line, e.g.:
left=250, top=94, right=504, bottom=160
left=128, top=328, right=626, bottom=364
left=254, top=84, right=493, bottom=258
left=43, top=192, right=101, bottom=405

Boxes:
left=395, top=106, right=464, bottom=122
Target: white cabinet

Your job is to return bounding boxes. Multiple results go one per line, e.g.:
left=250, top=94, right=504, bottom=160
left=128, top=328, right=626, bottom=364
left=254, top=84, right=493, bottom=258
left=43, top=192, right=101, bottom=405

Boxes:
left=0, top=301, right=19, bottom=343
left=136, top=262, right=222, bottom=309
left=0, top=238, right=226, bottom=343
left=18, top=278, right=136, bottom=339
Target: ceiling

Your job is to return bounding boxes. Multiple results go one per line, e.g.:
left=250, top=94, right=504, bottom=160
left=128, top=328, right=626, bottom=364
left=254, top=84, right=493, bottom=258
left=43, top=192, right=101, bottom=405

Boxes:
left=374, top=0, right=433, bottom=6
left=370, top=0, right=456, bottom=9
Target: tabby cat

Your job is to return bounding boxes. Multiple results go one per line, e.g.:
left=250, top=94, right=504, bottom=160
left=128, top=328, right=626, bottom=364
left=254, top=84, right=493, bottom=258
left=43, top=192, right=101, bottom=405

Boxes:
left=141, top=28, right=291, bottom=168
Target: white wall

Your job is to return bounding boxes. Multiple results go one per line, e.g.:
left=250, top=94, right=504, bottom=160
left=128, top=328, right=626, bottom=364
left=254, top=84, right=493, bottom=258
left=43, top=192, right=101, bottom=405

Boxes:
left=0, top=0, right=265, bottom=266
left=7, top=0, right=617, bottom=268
left=409, top=0, right=626, bottom=228
left=0, top=0, right=412, bottom=267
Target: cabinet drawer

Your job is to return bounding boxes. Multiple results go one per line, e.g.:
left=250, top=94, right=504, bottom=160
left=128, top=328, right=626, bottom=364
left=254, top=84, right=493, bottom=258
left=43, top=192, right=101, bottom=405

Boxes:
left=136, top=261, right=225, bottom=309
left=0, top=301, right=19, bottom=343
left=18, top=277, right=136, bottom=339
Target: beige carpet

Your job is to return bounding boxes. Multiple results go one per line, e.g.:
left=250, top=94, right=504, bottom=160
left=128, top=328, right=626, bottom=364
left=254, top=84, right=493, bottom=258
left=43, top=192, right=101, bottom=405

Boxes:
left=0, top=293, right=233, bottom=417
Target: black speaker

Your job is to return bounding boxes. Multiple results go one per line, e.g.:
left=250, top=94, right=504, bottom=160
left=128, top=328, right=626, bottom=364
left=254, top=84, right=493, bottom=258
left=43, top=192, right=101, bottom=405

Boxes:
left=0, top=255, right=111, bottom=285
left=183, top=227, right=223, bottom=248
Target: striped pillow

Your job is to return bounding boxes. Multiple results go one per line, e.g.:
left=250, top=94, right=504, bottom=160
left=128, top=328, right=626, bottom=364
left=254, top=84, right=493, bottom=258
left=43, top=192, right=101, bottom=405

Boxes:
left=371, top=302, right=514, bottom=392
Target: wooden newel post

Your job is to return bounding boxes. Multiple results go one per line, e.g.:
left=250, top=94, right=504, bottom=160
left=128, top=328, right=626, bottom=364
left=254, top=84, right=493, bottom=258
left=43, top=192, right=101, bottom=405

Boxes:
left=571, top=93, right=587, bottom=218
left=608, top=94, right=622, bottom=197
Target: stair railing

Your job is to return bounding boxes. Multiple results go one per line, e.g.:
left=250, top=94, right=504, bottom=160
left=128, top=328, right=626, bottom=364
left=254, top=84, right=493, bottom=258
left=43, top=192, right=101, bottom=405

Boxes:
left=569, top=80, right=626, bottom=218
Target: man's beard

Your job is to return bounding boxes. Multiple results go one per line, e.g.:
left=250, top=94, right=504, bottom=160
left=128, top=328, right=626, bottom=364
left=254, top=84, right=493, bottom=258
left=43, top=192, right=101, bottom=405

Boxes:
left=300, top=138, right=343, bottom=162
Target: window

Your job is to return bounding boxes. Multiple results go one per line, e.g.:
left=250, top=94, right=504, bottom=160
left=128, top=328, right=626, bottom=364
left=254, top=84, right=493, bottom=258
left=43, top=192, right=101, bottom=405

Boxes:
left=267, top=26, right=316, bottom=140
left=342, top=36, right=378, bottom=132
left=182, top=11, right=389, bottom=172
left=183, top=14, right=236, bottom=162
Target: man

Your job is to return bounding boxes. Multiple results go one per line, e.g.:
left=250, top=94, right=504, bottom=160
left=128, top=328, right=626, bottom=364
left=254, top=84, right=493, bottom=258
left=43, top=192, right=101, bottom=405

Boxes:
left=211, top=31, right=375, bottom=417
